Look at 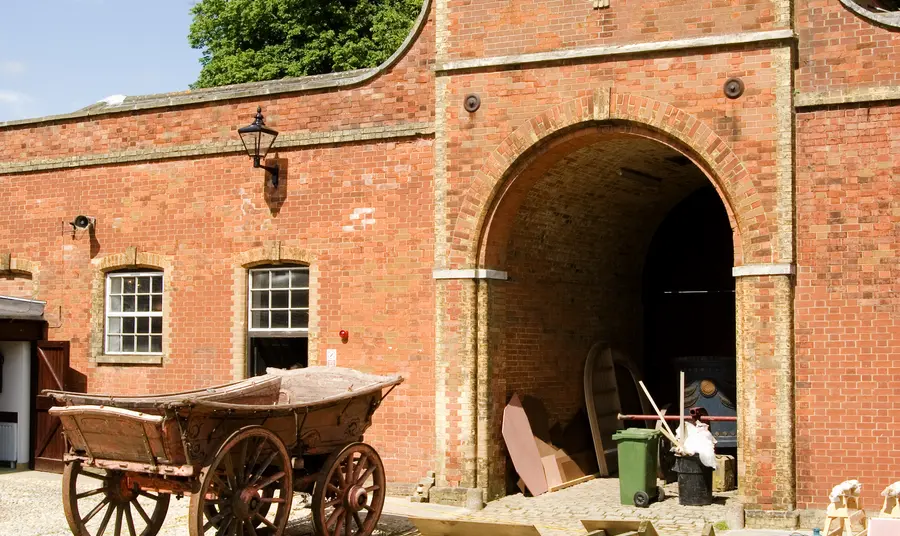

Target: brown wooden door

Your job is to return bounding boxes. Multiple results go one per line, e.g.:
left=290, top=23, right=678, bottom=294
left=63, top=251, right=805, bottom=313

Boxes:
left=34, top=341, right=69, bottom=473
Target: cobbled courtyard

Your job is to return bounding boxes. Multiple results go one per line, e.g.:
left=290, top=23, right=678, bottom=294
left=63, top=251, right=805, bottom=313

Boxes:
left=0, top=469, right=803, bottom=536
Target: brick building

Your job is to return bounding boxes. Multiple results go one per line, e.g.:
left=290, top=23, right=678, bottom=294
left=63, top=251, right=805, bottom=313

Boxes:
left=1, top=0, right=898, bottom=528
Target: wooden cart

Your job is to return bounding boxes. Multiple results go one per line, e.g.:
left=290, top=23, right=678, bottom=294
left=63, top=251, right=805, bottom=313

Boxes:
left=44, top=366, right=403, bottom=536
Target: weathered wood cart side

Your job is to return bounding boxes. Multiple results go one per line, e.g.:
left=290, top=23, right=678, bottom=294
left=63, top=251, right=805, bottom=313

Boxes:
left=45, top=367, right=403, bottom=536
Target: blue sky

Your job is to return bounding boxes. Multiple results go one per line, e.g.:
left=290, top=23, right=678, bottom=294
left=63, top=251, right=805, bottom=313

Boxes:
left=0, top=1, right=202, bottom=122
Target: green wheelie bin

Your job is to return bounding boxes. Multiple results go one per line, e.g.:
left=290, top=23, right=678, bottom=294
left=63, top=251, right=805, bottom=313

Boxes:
left=612, top=428, right=661, bottom=507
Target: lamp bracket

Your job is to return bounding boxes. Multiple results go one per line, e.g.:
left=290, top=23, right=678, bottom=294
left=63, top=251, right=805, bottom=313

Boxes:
left=253, top=157, right=280, bottom=188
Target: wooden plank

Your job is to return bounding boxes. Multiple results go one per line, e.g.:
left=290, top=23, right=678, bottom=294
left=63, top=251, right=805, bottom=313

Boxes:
left=541, top=454, right=564, bottom=489
left=412, top=518, right=542, bottom=536
left=502, top=393, right=548, bottom=496
left=548, top=473, right=597, bottom=492
left=584, top=346, right=622, bottom=476
left=581, top=520, right=659, bottom=536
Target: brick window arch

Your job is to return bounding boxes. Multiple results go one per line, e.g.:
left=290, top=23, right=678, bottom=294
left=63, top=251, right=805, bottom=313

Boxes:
left=840, top=0, right=900, bottom=28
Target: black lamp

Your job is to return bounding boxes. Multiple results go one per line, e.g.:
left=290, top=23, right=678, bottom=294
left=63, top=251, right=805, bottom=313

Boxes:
left=238, top=106, right=280, bottom=187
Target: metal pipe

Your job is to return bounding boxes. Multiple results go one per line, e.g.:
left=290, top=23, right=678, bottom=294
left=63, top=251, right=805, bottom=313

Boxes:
left=618, top=413, right=737, bottom=422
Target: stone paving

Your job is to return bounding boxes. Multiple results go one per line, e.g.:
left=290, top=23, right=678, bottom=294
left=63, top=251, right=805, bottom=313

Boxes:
left=459, top=479, right=741, bottom=536
left=0, top=469, right=799, bottom=536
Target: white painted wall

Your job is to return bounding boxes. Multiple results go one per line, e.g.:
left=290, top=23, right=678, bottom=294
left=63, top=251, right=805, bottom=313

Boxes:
left=0, top=341, right=30, bottom=464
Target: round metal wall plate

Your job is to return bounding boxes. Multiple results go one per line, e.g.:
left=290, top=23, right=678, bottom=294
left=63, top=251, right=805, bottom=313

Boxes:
left=723, top=78, right=745, bottom=99
left=464, top=94, right=481, bottom=113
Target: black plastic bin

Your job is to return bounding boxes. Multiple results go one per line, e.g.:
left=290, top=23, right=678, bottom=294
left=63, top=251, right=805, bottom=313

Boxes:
left=673, top=454, right=713, bottom=505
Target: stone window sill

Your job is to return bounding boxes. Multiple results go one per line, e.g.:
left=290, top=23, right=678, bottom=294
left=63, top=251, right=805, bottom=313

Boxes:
left=96, top=354, right=164, bottom=365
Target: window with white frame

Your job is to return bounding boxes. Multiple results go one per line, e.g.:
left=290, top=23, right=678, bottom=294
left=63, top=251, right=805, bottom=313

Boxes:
left=105, top=271, right=163, bottom=354
left=248, top=266, right=309, bottom=333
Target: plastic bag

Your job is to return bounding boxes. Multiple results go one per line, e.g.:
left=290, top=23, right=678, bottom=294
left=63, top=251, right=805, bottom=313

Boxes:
left=675, top=421, right=717, bottom=469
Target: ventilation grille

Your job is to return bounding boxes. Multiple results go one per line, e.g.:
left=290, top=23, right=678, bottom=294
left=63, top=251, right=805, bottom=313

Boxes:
left=0, top=422, right=17, bottom=463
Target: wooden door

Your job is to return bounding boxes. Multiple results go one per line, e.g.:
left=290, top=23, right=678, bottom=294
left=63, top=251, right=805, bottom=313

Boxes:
left=34, top=341, right=69, bottom=472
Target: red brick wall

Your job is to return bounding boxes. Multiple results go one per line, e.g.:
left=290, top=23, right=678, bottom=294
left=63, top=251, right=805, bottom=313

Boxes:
left=0, top=275, right=33, bottom=299
left=797, top=0, right=900, bottom=93
left=0, top=139, right=436, bottom=486
left=795, top=104, right=900, bottom=509
left=443, top=0, right=782, bottom=60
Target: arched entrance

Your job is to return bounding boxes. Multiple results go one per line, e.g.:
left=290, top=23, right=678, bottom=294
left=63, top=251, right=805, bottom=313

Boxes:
left=435, top=92, right=796, bottom=512
left=481, top=129, right=736, bottom=496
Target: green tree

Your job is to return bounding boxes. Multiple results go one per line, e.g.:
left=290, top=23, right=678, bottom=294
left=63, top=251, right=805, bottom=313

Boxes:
left=188, top=0, right=422, bottom=89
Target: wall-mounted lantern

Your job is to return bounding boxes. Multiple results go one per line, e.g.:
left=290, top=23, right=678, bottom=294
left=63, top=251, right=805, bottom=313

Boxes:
left=238, top=106, right=280, bottom=188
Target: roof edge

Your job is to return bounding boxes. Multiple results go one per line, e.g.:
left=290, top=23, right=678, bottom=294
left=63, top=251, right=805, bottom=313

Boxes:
left=0, top=0, right=433, bottom=129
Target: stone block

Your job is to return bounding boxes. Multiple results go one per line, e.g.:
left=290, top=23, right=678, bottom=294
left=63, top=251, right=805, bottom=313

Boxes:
left=712, top=455, right=735, bottom=492
left=743, top=509, right=799, bottom=530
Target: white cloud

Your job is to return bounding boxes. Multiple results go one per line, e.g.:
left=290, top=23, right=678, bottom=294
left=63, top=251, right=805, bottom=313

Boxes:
left=0, top=90, right=35, bottom=121
left=0, top=90, right=31, bottom=105
left=0, top=61, right=25, bottom=76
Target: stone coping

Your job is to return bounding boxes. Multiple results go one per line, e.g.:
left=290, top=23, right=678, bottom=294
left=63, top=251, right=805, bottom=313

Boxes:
left=0, top=0, right=433, bottom=129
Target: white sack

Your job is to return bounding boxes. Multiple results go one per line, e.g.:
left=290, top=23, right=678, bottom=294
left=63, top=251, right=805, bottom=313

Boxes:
left=829, top=480, right=861, bottom=503
left=882, top=481, right=900, bottom=498
left=675, top=421, right=717, bottom=469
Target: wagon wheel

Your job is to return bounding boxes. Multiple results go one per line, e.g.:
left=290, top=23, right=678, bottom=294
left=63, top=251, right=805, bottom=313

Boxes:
left=312, top=443, right=386, bottom=536
left=63, top=460, right=170, bottom=536
left=188, top=426, right=293, bottom=536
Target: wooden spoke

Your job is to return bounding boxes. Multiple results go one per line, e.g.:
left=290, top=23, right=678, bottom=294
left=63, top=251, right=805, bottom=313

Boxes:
left=82, top=497, right=111, bottom=525
left=211, top=472, right=230, bottom=494
left=333, top=511, right=345, bottom=535
left=344, top=512, right=351, bottom=536
left=353, top=512, right=364, bottom=532
left=365, top=485, right=381, bottom=493
left=235, top=438, right=249, bottom=485
left=326, top=483, right=340, bottom=495
left=249, top=450, right=277, bottom=486
left=224, top=452, right=237, bottom=491
left=79, top=470, right=109, bottom=482
left=259, top=497, right=286, bottom=504
left=76, top=487, right=106, bottom=500
left=131, top=498, right=151, bottom=525
left=204, top=509, right=231, bottom=532
left=352, top=454, right=367, bottom=483
left=96, top=502, right=115, bottom=536
left=215, top=517, right=234, bottom=536
left=137, top=490, right=159, bottom=501
left=356, top=464, right=377, bottom=487
left=326, top=506, right=345, bottom=529
left=253, top=513, right=277, bottom=530
left=114, top=504, right=123, bottom=536
left=254, top=471, right=285, bottom=491
left=247, top=521, right=259, bottom=536
left=125, top=504, right=137, bottom=536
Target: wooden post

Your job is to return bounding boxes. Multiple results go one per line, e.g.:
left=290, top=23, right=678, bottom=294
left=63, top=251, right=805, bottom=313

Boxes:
left=638, top=381, right=679, bottom=447
left=679, top=371, right=685, bottom=443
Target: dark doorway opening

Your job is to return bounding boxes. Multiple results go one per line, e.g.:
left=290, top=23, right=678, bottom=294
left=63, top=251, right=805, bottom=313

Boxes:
left=642, top=185, right=737, bottom=463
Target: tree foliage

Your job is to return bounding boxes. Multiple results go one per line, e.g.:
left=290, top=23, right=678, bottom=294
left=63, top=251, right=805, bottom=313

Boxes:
left=188, top=0, right=422, bottom=89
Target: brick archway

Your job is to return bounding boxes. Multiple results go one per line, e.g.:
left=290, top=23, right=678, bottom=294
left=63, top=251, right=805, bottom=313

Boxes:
left=435, top=90, right=796, bottom=513
left=448, top=89, right=777, bottom=270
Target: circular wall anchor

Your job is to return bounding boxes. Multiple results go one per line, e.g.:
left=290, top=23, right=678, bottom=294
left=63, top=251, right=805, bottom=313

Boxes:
left=464, top=94, right=481, bottom=113
left=723, top=78, right=745, bottom=99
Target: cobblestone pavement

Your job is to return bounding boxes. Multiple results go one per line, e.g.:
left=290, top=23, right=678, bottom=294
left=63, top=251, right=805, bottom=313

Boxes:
left=460, top=479, right=740, bottom=536
left=2, top=469, right=773, bottom=536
